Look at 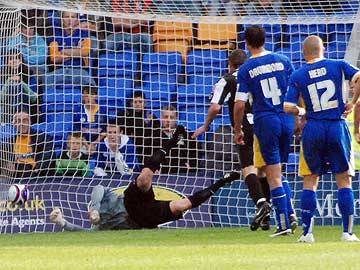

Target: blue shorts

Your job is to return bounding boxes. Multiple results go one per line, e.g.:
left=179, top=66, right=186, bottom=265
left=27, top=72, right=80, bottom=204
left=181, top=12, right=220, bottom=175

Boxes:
left=253, top=113, right=294, bottom=168
left=300, top=119, right=354, bottom=176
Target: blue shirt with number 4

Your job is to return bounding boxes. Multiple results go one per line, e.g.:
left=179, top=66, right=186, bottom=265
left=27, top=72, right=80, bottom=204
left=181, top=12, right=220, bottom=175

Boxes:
left=285, top=58, right=359, bottom=120
left=237, top=51, right=294, bottom=120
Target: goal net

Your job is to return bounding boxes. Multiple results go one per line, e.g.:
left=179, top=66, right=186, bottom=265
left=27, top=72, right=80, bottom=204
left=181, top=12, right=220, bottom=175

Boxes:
left=0, top=0, right=359, bottom=233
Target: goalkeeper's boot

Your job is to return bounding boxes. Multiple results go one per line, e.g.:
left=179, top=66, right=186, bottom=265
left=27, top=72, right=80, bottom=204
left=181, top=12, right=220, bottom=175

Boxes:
left=50, top=208, right=65, bottom=227
left=290, top=214, right=298, bottom=233
left=298, top=233, right=315, bottom=243
left=269, top=227, right=292, bottom=238
left=260, top=215, right=271, bottom=231
left=341, top=232, right=360, bottom=242
left=222, top=171, right=241, bottom=185
left=250, top=201, right=271, bottom=231
left=89, top=209, right=101, bottom=225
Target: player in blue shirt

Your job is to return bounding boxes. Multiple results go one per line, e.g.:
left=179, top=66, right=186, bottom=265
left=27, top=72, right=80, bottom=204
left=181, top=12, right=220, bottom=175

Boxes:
left=234, top=25, right=296, bottom=237
left=284, top=35, right=360, bottom=243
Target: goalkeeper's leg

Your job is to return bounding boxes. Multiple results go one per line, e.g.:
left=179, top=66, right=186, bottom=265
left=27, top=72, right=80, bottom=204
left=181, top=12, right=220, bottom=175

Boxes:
left=50, top=208, right=93, bottom=231
left=136, top=125, right=186, bottom=192
left=169, top=172, right=240, bottom=216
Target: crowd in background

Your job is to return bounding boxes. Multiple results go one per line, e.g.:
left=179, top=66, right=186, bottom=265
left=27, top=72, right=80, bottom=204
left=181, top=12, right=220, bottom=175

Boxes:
left=0, top=0, right=356, bottom=179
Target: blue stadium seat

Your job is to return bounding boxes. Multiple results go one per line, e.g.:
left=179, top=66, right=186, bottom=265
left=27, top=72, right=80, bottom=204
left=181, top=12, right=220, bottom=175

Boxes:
left=139, top=83, right=176, bottom=101
left=46, top=113, right=74, bottom=125
left=328, top=33, right=350, bottom=43
left=43, top=87, right=82, bottom=104
left=187, top=50, right=228, bottom=75
left=286, top=24, right=326, bottom=35
left=145, top=100, right=166, bottom=110
left=41, top=103, right=81, bottom=113
left=0, top=124, right=16, bottom=142
left=177, top=84, right=212, bottom=100
left=98, top=52, right=138, bottom=77
left=99, top=77, right=134, bottom=89
left=179, top=105, right=209, bottom=131
left=188, top=75, right=219, bottom=86
left=143, top=74, right=178, bottom=85
left=327, top=42, right=347, bottom=53
left=142, top=52, right=182, bottom=75
left=327, top=23, right=353, bottom=34
left=275, top=48, right=303, bottom=62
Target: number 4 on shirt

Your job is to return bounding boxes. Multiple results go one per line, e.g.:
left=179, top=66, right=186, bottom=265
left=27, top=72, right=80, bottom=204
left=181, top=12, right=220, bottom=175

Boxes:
left=260, top=77, right=282, bottom=105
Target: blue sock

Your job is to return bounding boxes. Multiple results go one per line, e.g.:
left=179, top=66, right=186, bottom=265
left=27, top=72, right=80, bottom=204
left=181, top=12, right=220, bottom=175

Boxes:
left=338, top=188, right=354, bottom=234
left=271, top=186, right=289, bottom=230
left=301, top=189, right=316, bottom=235
left=282, top=177, right=294, bottom=216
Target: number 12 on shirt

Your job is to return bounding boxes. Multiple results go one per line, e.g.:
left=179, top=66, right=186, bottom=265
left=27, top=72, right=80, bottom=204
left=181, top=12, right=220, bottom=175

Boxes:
left=307, top=79, right=338, bottom=112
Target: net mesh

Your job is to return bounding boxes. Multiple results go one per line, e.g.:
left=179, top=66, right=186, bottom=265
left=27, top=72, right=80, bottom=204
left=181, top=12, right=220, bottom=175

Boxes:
left=0, top=0, right=359, bottom=233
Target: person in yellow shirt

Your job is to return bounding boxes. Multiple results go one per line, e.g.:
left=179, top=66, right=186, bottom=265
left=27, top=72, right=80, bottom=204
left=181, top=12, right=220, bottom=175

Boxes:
left=0, top=109, right=55, bottom=178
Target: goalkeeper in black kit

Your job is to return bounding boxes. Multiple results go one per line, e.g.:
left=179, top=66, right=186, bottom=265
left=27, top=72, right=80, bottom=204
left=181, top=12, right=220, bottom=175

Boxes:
left=50, top=125, right=240, bottom=231
left=192, top=49, right=272, bottom=230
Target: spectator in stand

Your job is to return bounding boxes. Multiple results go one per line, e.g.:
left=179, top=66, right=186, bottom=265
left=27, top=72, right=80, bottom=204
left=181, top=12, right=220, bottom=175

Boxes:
left=0, top=50, right=38, bottom=124
left=55, top=132, right=91, bottom=177
left=78, top=14, right=102, bottom=56
left=46, top=11, right=94, bottom=87
left=7, top=16, right=47, bottom=77
left=145, top=105, right=201, bottom=174
left=119, top=91, right=160, bottom=164
left=94, top=118, right=139, bottom=177
left=103, top=1, right=153, bottom=54
left=73, top=86, right=106, bottom=156
left=0, top=109, right=55, bottom=178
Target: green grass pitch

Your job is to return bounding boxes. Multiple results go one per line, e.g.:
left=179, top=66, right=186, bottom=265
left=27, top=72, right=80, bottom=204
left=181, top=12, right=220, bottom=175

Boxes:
left=0, top=226, right=359, bottom=270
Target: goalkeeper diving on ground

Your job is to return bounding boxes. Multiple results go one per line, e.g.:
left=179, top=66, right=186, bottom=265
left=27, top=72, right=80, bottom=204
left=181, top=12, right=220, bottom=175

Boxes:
left=50, top=125, right=240, bottom=230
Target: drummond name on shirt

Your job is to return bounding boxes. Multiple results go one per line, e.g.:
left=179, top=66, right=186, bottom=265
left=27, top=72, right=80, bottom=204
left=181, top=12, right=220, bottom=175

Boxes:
left=249, top=62, right=284, bottom=78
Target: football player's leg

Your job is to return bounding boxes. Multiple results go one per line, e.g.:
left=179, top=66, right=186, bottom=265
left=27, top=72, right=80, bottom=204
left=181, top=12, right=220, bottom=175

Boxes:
left=139, top=125, right=187, bottom=192
left=170, top=172, right=241, bottom=215
left=328, top=121, right=358, bottom=241
left=240, top=119, right=267, bottom=207
left=50, top=208, right=92, bottom=232
left=279, top=114, right=297, bottom=225
left=258, top=168, right=270, bottom=202
left=254, top=116, right=290, bottom=234
left=298, top=174, right=318, bottom=242
left=335, top=171, right=357, bottom=241
left=88, top=185, right=106, bottom=225
left=298, top=120, right=325, bottom=241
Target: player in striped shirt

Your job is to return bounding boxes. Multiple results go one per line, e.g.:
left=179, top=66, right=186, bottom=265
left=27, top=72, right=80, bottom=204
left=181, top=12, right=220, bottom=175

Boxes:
left=192, top=49, right=272, bottom=231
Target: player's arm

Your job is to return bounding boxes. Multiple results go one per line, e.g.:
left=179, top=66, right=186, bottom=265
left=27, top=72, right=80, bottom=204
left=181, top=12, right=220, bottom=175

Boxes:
left=233, top=100, right=246, bottom=137
left=355, top=101, right=360, bottom=143
left=283, top=75, right=305, bottom=116
left=192, top=78, right=226, bottom=138
left=192, top=103, right=221, bottom=138
left=234, top=71, right=250, bottom=144
left=341, top=61, right=360, bottom=116
left=284, top=102, right=306, bottom=116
